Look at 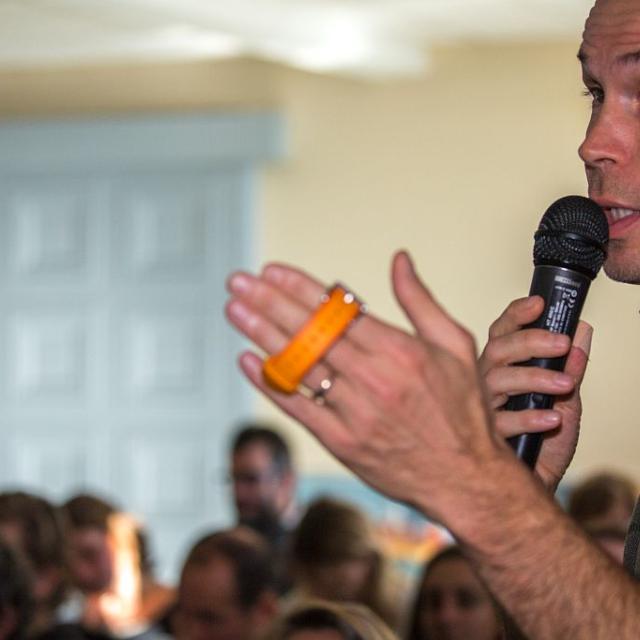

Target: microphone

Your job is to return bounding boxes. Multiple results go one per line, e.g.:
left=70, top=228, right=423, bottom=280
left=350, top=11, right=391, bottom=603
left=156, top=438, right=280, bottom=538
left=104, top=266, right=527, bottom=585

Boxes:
left=506, top=195, right=608, bottom=468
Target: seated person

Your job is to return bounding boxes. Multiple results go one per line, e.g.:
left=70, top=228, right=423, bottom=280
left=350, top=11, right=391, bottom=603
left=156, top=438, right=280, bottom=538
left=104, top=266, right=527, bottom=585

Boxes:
left=567, top=470, right=637, bottom=564
left=405, top=546, right=505, bottom=640
left=289, top=497, right=406, bottom=633
left=262, top=600, right=398, bottom=640
left=228, top=423, right=298, bottom=593
left=0, top=492, right=67, bottom=637
left=61, top=494, right=173, bottom=639
left=0, top=541, right=34, bottom=640
left=173, top=527, right=278, bottom=640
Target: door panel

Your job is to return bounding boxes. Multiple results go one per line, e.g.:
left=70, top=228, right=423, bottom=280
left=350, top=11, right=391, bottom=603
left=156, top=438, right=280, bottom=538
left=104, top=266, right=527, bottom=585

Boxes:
left=0, top=114, right=283, bottom=579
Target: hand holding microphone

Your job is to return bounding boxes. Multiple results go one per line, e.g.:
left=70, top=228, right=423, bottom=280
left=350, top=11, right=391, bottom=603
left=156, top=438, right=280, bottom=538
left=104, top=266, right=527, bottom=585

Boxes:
left=480, top=196, right=608, bottom=476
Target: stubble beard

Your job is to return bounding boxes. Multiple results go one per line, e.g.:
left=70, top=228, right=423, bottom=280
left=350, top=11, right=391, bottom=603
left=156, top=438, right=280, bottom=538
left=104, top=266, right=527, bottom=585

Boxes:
left=603, top=239, right=640, bottom=284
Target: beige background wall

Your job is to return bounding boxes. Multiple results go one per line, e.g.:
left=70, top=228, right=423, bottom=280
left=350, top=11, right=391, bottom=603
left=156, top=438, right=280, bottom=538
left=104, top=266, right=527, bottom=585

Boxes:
left=2, top=42, right=638, bottom=484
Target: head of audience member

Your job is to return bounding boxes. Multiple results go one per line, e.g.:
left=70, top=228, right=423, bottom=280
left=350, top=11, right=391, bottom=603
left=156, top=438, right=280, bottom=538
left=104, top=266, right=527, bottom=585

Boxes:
left=290, top=497, right=399, bottom=631
left=0, top=492, right=67, bottom=635
left=567, top=471, right=637, bottom=564
left=230, top=423, right=296, bottom=540
left=61, top=494, right=118, bottom=595
left=0, top=541, right=34, bottom=640
left=62, top=493, right=174, bottom=634
left=175, top=527, right=278, bottom=640
left=262, top=600, right=398, bottom=640
left=406, top=546, right=504, bottom=640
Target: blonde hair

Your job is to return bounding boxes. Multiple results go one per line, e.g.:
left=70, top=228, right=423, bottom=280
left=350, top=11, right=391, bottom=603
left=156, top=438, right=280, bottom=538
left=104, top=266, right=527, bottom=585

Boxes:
left=291, top=497, right=401, bottom=630
left=262, top=599, right=398, bottom=640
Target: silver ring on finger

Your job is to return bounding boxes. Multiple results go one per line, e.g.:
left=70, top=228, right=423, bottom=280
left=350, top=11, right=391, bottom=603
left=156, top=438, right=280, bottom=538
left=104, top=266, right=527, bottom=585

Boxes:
left=312, top=377, right=335, bottom=406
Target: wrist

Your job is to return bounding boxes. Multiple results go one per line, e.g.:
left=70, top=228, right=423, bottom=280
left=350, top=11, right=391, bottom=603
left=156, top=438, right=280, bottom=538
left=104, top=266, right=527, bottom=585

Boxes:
left=418, top=446, right=548, bottom=546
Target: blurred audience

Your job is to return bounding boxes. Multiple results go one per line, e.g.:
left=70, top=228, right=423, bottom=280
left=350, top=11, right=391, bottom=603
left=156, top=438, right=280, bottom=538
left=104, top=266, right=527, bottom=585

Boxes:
left=173, top=527, right=278, bottom=640
left=405, top=546, right=505, bottom=640
left=61, top=494, right=173, bottom=638
left=229, top=423, right=298, bottom=592
left=262, top=600, right=398, bottom=640
left=0, top=541, right=34, bottom=640
left=289, top=497, right=406, bottom=633
left=0, top=492, right=67, bottom=637
left=567, top=470, right=637, bottom=564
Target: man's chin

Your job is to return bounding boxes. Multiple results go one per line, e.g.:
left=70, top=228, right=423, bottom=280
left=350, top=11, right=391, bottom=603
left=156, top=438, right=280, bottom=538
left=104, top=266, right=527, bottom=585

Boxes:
left=603, top=261, right=640, bottom=285
left=603, top=244, right=640, bottom=284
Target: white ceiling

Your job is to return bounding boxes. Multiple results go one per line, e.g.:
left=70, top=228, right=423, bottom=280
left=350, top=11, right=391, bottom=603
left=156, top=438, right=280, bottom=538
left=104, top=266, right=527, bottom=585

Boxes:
left=0, top=0, right=594, bottom=77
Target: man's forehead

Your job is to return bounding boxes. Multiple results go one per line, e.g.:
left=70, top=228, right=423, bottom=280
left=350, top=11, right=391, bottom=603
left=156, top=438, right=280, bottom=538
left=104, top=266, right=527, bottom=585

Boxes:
left=233, top=441, right=274, bottom=465
left=581, top=0, right=640, bottom=61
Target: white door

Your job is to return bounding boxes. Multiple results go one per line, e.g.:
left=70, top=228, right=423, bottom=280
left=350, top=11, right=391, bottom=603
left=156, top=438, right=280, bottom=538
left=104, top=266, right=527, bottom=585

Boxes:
left=0, top=114, right=283, bottom=579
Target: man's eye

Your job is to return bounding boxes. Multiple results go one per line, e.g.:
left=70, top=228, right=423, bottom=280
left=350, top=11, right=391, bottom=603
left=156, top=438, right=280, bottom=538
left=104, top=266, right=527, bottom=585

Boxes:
left=582, top=86, right=604, bottom=105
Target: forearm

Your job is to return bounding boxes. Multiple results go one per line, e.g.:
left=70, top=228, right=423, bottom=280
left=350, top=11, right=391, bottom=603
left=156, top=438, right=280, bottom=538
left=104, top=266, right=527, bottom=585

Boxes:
left=425, top=450, right=640, bottom=639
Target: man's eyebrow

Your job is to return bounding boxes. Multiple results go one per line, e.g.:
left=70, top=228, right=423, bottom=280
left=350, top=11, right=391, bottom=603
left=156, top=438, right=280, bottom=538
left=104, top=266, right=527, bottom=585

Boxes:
left=617, top=49, right=640, bottom=66
left=576, top=47, right=640, bottom=72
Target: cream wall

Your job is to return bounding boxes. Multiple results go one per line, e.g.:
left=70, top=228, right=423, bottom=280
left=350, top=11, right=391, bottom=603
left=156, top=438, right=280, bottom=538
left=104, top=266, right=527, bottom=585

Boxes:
left=2, top=43, right=638, bottom=485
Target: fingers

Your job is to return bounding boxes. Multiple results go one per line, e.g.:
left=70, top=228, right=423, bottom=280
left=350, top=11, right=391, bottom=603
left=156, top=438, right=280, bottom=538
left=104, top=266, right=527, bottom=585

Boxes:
left=260, top=262, right=406, bottom=351
left=479, top=329, right=571, bottom=374
left=494, top=409, right=562, bottom=437
left=238, top=351, right=354, bottom=458
left=225, top=296, right=338, bottom=390
left=484, top=366, right=575, bottom=408
left=483, top=321, right=592, bottom=408
left=226, top=274, right=366, bottom=379
left=228, top=270, right=319, bottom=338
left=487, top=295, right=545, bottom=339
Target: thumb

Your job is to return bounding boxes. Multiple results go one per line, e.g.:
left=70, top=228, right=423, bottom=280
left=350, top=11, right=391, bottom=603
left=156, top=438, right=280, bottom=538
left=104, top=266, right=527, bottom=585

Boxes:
left=564, top=320, right=593, bottom=386
left=392, top=251, right=466, bottom=348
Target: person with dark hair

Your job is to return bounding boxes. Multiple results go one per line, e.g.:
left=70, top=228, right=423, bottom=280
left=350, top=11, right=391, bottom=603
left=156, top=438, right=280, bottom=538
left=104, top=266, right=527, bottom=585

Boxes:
left=61, top=495, right=116, bottom=598
left=288, top=498, right=405, bottom=633
left=568, top=470, right=636, bottom=531
left=567, top=470, right=637, bottom=563
left=0, top=541, right=34, bottom=640
left=0, top=492, right=67, bottom=637
left=174, top=527, right=278, bottom=640
left=405, top=547, right=504, bottom=640
left=229, top=423, right=298, bottom=592
left=230, top=423, right=297, bottom=538
left=262, top=600, right=398, bottom=640
left=60, top=494, right=173, bottom=639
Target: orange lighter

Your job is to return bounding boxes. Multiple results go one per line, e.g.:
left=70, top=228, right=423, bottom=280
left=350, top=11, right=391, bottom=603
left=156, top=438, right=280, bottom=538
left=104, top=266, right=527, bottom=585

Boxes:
left=262, top=284, right=364, bottom=394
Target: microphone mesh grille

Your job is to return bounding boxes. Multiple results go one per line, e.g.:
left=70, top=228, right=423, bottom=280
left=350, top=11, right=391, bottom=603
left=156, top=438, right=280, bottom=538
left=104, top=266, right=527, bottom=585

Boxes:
left=533, top=196, right=608, bottom=279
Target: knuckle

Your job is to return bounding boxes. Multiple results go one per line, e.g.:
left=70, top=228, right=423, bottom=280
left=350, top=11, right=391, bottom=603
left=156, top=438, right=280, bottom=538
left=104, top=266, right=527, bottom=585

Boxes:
left=488, top=317, right=505, bottom=339
left=480, top=339, right=500, bottom=366
left=483, top=368, right=502, bottom=394
left=374, top=380, right=410, bottom=411
left=392, top=343, right=425, bottom=372
left=457, top=326, right=477, bottom=355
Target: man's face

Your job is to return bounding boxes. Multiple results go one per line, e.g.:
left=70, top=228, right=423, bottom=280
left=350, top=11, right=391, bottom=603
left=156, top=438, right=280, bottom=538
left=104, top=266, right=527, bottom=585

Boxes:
left=579, top=0, right=640, bottom=283
left=231, top=443, right=288, bottom=524
left=175, top=558, right=258, bottom=640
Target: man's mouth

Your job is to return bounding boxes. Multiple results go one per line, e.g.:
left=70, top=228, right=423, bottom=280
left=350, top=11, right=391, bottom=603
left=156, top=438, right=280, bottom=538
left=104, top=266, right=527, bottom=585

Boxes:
left=609, top=207, right=640, bottom=222
left=601, top=206, right=640, bottom=239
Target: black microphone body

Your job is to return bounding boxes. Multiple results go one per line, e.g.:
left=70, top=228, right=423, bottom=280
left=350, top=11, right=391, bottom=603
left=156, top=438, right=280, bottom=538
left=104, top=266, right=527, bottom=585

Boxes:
left=506, top=196, right=608, bottom=469
left=506, top=265, right=592, bottom=467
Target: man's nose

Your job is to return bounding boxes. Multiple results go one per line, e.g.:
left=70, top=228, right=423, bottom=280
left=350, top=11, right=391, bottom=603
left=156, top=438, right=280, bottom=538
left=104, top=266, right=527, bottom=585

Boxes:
left=579, top=101, right=633, bottom=170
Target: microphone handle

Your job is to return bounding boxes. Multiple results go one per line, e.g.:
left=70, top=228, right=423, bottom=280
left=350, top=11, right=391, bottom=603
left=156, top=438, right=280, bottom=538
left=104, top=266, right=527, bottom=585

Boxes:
left=506, top=265, right=592, bottom=469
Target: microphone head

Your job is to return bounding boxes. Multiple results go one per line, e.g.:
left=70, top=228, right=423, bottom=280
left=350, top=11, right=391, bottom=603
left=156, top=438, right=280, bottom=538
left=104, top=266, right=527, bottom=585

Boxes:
left=533, top=195, right=608, bottom=279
